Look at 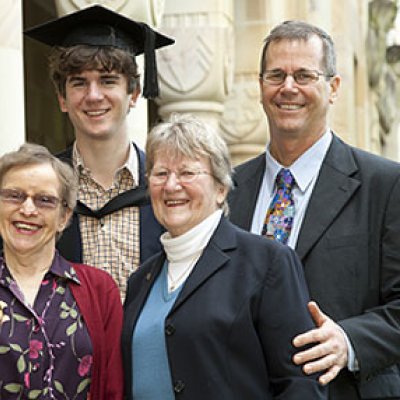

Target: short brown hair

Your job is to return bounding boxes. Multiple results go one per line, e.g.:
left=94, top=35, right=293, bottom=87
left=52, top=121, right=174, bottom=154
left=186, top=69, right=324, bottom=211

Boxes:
left=49, top=45, right=140, bottom=97
left=260, top=20, right=337, bottom=77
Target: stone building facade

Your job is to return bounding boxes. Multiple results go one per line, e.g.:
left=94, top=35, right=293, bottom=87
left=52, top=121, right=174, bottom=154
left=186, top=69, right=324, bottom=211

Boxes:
left=1, top=0, right=399, bottom=164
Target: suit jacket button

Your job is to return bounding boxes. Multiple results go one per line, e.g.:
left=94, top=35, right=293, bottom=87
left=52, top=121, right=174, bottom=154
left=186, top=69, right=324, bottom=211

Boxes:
left=165, top=323, right=175, bottom=335
left=174, top=380, right=185, bottom=393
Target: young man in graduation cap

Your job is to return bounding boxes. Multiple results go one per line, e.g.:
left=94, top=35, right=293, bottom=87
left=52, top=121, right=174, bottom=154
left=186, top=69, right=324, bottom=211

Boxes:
left=25, top=5, right=174, bottom=298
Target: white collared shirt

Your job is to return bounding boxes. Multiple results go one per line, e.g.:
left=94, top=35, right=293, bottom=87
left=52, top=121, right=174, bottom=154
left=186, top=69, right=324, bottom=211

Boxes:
left=251, top=130, right=333, bottom=249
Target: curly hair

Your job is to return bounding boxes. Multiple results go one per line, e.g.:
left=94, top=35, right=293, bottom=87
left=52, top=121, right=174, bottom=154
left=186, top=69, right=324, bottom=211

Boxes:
left=49, top=45, right=140, bottom=97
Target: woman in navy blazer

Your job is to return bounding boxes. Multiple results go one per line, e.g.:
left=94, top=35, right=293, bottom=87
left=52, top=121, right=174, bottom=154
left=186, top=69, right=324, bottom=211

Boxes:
left=122, top=115, right=326, bottom=399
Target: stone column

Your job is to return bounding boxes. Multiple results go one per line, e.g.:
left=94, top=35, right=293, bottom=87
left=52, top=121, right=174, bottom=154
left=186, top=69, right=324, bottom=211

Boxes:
left=0, top=1, right=25, bottom=155
left=384, top=44, right=400, bottom=160
left=156, top=0, right=234, bottom=131
left=366, top=0, right=398, bottom=155
left=55, top=0, right=166, bottom=150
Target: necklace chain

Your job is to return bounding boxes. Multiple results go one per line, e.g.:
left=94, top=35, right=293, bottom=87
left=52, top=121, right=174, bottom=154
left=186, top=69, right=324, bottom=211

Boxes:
left=167, top=257, right=197, bottom=291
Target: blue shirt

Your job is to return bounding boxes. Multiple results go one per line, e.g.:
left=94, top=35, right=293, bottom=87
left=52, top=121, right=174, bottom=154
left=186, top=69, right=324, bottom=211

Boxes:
left=132, top=262, right=182, bottom=399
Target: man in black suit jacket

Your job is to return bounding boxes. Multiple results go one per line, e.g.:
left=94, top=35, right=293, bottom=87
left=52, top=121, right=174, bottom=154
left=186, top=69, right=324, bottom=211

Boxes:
left=228, top=20, right=400, bottom=399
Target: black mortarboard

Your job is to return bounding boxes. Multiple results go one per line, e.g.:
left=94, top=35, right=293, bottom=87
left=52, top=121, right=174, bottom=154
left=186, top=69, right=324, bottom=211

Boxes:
left=24, top=5, right=174, bottom=98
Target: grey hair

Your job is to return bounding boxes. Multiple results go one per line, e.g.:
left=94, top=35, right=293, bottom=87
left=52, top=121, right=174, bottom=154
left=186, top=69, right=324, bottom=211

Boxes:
left=260, top=20, right=337, bottom=77
left=0, top=143, right=78, bottom=219
left=146, top=114, right=233, bottom=215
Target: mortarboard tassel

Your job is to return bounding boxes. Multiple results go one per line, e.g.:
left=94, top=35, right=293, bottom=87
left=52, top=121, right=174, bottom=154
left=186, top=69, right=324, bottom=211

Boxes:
left=143, top=23, right=159, bottom=99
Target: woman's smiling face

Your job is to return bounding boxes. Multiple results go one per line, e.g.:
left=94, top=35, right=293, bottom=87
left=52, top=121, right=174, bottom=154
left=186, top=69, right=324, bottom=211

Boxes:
left=149, top=152, right=226, bottom=237
left=0, top=163, right=70, bottom=258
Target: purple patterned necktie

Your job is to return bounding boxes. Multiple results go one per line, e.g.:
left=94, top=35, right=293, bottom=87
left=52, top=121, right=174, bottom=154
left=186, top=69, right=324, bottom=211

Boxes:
left=262, top=168, right=295, bottom=244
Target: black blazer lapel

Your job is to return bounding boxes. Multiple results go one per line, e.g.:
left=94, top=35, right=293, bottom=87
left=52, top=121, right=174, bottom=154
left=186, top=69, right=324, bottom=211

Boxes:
left=229, top=154, right=266, bottom=230
left=124, top=218, right=236, bottom=327
left=124, top=255, right=165, bottom=327
left=296, top=135, right=361, bottom=260
left=171, top=217, right=237, bottom=313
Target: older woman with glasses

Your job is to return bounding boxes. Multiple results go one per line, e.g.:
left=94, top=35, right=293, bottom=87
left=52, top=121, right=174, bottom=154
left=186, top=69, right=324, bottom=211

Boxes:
left=122, top=114, right=327, bottom=400
left=0, top=143, right=123, bottom=400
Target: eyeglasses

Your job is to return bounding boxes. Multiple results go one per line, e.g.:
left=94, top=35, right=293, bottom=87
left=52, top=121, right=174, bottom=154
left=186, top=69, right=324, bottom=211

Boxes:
left=0, top=189, right=66, bottom=210
left=260, top=69, right=333, bottom=86
left=149, top=169, right=212, bottom=186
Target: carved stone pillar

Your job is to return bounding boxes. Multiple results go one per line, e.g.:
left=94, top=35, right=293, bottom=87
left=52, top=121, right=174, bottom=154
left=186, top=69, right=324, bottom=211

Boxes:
left=0, top=1, right=25, bottom=155
left=220, top=0, right=269, bottom=165
left=330, top=1, right=370, bottom=151
left=366, top=0, right=398, bottom=156
left=156, top=0, right=234, bottom=131
left=384, top=44, right=400, bottom=160
left=55, top=0, right=166, bottom=149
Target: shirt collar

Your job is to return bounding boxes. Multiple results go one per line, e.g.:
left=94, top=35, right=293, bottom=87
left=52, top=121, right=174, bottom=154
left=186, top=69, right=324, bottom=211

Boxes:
left=265, top=129, right=332, bottom=194
left=0, top=251, right=81, bottom=285
left=72, top=141, right=139, bottom=185
left=51, top=251, right=81, bottom=284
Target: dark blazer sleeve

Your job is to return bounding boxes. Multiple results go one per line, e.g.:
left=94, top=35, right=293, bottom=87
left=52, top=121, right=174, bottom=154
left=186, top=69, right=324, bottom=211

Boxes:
left=256, top=242, right=326, bottom=399
left=295, top=137, right=400, bottom=397
left=135, top=144, right=164, bottom=263
left=56, top=147, right=83, bottom=262
left=57, top=212, right=83, bottom=262
left=338, top=172, right=400, bottom=382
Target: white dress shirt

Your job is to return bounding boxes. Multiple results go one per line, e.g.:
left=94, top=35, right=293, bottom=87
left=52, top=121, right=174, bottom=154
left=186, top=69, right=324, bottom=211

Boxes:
left=251, top=130, right=332, bottom=250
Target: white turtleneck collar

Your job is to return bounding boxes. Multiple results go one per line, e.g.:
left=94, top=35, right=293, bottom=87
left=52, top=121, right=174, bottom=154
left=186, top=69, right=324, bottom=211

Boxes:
left=161, top=209, right=223, bottom=291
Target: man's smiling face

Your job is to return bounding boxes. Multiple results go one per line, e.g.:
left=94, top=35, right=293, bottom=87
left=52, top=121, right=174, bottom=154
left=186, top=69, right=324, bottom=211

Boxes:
left=259, top=35, right=340, bottom=142
left=58, top=69, right=137, bottom=141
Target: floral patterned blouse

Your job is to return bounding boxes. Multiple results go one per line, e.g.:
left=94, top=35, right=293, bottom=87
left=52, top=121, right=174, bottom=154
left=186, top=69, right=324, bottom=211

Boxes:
left=0, top=254, right=93, bottom=399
